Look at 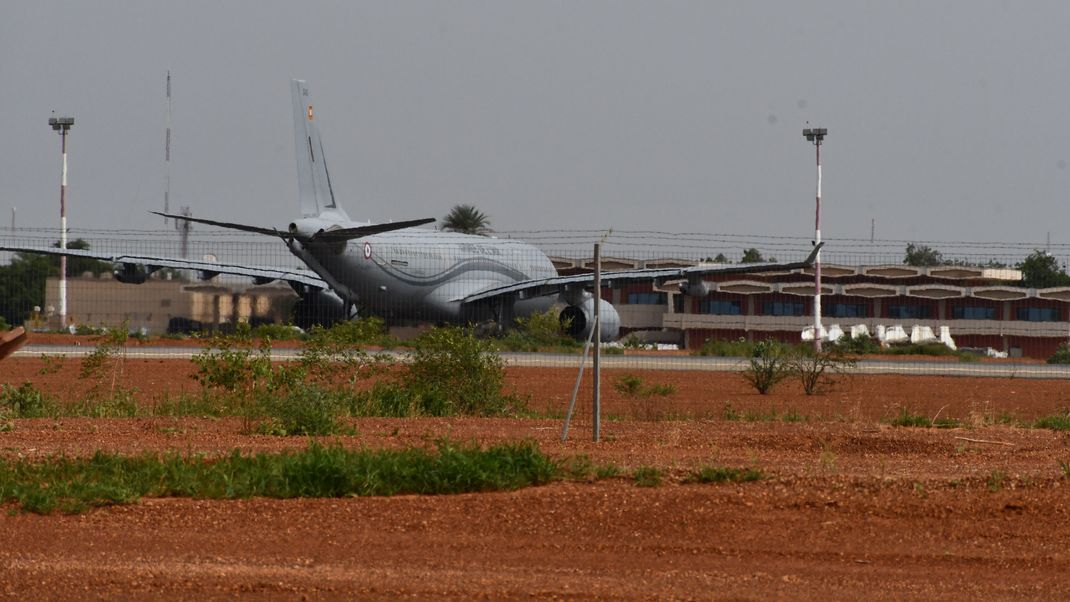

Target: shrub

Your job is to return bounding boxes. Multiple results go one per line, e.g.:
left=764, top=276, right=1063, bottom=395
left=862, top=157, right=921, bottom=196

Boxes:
left=1048, top=343, right=1070, bottom=365
left=0, top=382, right=56, bottom=418
left=497, top=308, right=580, bottom=352
left=789, top=347, right=856, bottom=395
left=833, top=334, right=881, bottom=355
left=741, top=339, right=792, bottom=394
left=614, top=374, right=644, bottom=396
left=310, top=316, right=394, bottom=347
left=191, top=327, right=274, bottom=400
left=407, top=326, right=519, bottom=416
left=255, top=383, right=345, bottom=436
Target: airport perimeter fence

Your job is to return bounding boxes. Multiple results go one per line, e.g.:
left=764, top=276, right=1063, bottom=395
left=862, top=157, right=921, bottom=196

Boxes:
left=4, top=226, right=1070, bottom=377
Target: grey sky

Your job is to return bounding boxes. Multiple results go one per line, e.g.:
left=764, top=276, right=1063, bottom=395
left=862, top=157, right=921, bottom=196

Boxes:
left=3, top=1, right=1069, bottom=253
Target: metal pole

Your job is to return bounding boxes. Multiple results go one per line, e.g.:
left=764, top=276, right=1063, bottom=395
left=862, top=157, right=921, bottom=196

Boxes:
left=592, top=242, right=601, bottom=442
left=803, top=127, right=827, bottom=352
left=813, top=139, right=822, bottom=352
left=59, top=128, right=69, bottom=329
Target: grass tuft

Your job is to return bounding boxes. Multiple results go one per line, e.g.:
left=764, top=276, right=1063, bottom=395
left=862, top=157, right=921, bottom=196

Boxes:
left=685, top=465, right=764, bottom=484
left=632, top=466, right=662, bottom=487
left=0, top=440, right=558, bottom=514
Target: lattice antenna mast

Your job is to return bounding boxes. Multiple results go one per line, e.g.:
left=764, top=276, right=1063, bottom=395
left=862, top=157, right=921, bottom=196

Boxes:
left=163, top=70, right=172, bottom=225
left=177, top=206, right=192, bottom=259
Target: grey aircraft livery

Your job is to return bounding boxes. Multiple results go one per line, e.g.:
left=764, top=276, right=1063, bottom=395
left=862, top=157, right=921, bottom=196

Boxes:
left=1, top=80, right=819, bottom=341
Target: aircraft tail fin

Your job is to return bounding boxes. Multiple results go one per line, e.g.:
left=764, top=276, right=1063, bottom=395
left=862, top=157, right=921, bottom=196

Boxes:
left=292, top=79, right=350, bottom=221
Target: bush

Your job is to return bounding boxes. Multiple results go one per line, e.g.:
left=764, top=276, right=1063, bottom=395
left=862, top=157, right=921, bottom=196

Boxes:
left=613, top=374, right=676, bottom=398
left=255, top=383, right=344, bottom=436
left=741, top=339, right=792, bottom=394
left=833, top=334, right=881, bottom=355
left=407, top=326, right=520, bottom=416
left=0, top=382, right=56, bottom=418
left=309, top=316, right=395, bottom=347
left=1048, top=343, right=1070, bottom=365
left=496, top=308, right=580, bottom=352
left=789, top=347, right=855, bottom=395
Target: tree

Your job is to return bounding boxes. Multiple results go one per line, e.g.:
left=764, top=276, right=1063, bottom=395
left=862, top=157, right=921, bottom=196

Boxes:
left=740, top=248, right=764, bottom=264
left=1017, top=250, right=1070, bottom=288
left=712, top=253, right=729, bottom=263
left=0, top=252, right=54, bottom=327
left=442, top=204, right=491, bottom=235
left=903, top=243, right=943, bottom=267
left=52, top=239, right=112, bottom=277
left=0, top=240, right=112, bottom=327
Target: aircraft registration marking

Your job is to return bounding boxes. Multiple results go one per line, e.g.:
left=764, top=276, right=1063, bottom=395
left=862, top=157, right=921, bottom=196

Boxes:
left=363, top=242, right=372, bottom=260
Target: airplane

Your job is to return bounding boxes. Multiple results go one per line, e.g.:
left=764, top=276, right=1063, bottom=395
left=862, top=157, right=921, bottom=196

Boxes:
left=1, top=79, right=821, bottom=342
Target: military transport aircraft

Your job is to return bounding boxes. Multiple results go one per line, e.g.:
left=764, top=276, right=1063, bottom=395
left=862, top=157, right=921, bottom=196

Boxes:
left=1, top=80, right=820, bottom=341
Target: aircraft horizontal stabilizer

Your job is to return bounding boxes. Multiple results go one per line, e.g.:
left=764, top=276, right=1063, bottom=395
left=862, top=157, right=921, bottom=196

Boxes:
left=312, top=218, right=436, bottom=242
left=151, top=212, right=279, bottom=237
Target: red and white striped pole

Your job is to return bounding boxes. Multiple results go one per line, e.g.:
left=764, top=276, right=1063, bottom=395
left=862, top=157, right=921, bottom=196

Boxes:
left=803, top=127, right=827, bottom=352
left=49, top=115, right=74, bottom=330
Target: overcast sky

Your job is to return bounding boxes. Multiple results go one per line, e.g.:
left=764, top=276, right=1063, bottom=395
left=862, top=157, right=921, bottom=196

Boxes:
left=3, top=1, right=1069, bottom=254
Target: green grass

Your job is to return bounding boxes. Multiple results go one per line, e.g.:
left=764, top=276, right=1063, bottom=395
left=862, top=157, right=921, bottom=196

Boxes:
left=721, top=404, right=806, bottom=423
left=1033, top=413, right=1070, bottom=431
left=887, top=408, right=961, bottom=429
left=633, top=466, right=662, bottom=487
left=685, top=465, right=764, bottom=484
left=0, top=440, right=558, bottom=514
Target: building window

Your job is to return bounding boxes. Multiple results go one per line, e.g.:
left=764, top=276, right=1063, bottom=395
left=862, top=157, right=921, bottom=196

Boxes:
left=888, top=304, right=932, bottom=319
left=823, top=303, right=867, bottom=318
left=763, top=301, right=805, bottom=316
left=1016, top=307, right=1061, bottom=322
left=673, top=295, right=686, bottom=313
left=952, top=306, right=996, bottom=320
left=627, top=292, right=667, bottom=305
left=700, top=300, right=742, bottom=315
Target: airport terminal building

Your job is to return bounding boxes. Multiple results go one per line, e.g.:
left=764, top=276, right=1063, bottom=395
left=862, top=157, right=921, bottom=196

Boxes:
left=553, top=257, right=1070, bottom=359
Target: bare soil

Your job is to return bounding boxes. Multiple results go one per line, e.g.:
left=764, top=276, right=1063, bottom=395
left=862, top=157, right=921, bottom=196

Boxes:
left=2, top=355, right=1070, bottom=599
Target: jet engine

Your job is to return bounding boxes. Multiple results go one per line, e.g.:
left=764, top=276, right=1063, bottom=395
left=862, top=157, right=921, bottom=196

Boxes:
left=291, top=289, right=349, bottom=330
left=559, top=297, right=621, bottom=342
left=113, top=263, right=148, bottom=284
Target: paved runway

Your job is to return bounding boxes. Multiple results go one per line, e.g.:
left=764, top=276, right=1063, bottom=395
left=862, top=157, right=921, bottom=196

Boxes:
left=14, top=344, right=1070, bottom=379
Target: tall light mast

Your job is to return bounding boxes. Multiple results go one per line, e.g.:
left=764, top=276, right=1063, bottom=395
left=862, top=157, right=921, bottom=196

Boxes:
left=163, top=71, right=172, bottom=225
left=49, top=113, right=74, bottom=330
left=803, top=127, right=827, bottom=352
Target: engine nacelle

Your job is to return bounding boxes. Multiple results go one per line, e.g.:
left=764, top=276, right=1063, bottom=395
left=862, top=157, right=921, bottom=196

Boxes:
left=559, top=297, right=621, bottom=342
left=113, top=263, right=147, bottom=284
left=291, top=289, right=349, bottom=330
left=680, top=278, right=711, bottom=297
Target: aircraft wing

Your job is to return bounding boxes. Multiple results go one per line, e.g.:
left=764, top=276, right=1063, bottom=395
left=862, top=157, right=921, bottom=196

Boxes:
left=0, top=244, right=327, bottom=289
left=461, top=244, right=822, bottom=304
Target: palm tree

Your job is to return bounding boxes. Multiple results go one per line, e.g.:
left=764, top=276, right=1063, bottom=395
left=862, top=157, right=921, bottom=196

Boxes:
left=442, top=204, right=491, bottom=235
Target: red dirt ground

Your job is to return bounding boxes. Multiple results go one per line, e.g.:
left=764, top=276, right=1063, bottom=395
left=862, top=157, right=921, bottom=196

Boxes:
left=2, top=354, right=1070, bottom=599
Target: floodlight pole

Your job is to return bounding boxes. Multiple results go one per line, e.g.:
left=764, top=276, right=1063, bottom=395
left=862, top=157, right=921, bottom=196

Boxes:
left=592, top=242, right=601, bottom=442
left=803, top=127, right=827, bottom=352
left=49, top=115, right=74, bottom=330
